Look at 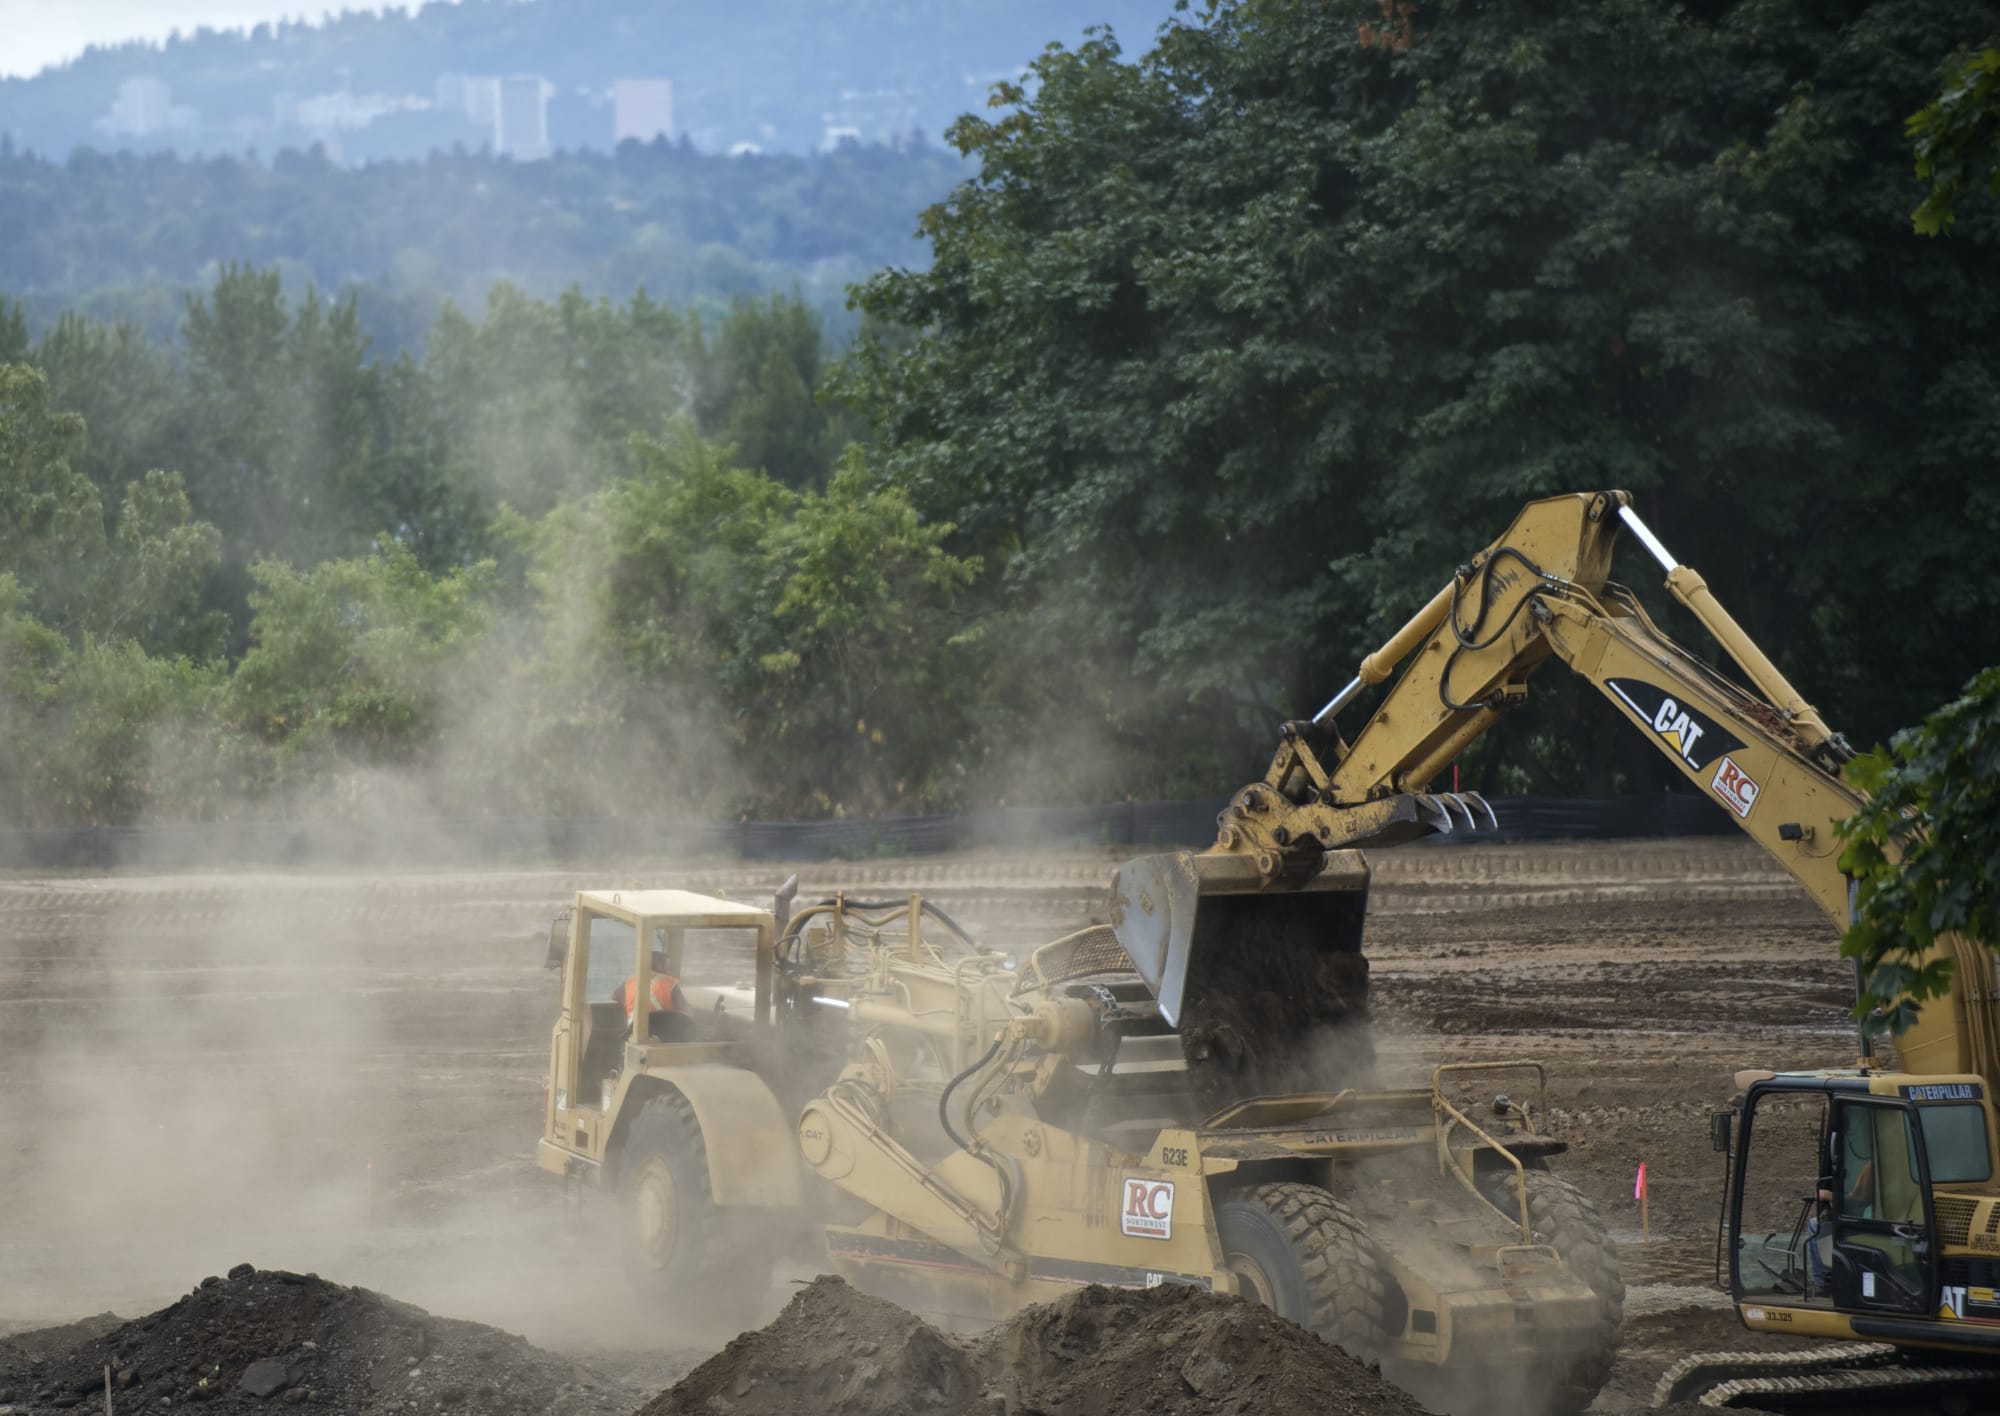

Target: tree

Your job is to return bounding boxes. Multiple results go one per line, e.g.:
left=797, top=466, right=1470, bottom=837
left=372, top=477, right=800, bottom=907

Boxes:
left=0, top=362, right=100, bottom=624
left=26, top=636, right=233, bottom=826
left=596, top=430, right=981, bottom=814
left=421, top=283, right=696, bottom=527
left=1840, top=667, right=2000, bottom=1030
left=0, top=299, right=26, bottom=363
left=481, top=425, right=980, bottom=819
left=694, top=295, right=852, bottom=487
left=0, top=572, right=71, bottom=823
left=1910, top=42, right=2000, bottom=234
left=841, top=0, right=2000, bottom=798
left=230, top=544, right=497, bottom=780
left=0, top=136, right=969, bottom=358
left=93, top=472, right=227, bottom=659
left=0, top=362, right=222, bottom=656
left=182, top=265, right=385, bottom=582
left=0, top=568, right=232, bottom=828
left=33, top=312, right=194, bottom=503
left=758, top=448, right=982, bottom=811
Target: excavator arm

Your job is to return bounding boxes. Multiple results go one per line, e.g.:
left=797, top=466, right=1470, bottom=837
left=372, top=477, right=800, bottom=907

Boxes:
left=1112, top=489, right=2000, bottom=1096
left=1218, top=490, right=1858, bottom=917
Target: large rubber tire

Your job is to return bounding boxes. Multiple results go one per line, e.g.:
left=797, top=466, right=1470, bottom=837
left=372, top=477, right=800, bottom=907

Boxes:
left=1214, top=1182, right=1392, bottom=1362
left=618, top=1090, right=767, bottom=1305
left=1488, top=1169, right=1625, bottom=1414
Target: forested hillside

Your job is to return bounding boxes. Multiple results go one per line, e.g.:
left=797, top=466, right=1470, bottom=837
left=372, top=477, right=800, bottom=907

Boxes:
left=0, top=0, right=1181, bottom=159
left=2, top=0, right=1996, bottom=829
left=0, top=140, right=963, bottom=351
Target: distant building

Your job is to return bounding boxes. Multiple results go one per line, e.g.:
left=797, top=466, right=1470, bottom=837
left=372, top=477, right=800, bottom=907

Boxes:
left=433, top=73, right=509, bottom=151
left=116, top=79, right=170, bottom=133
left=463, top=77, right=501, bottom=135
left=495, top=75, right=549, bottom=159
left=97, top=78, right=196, bottom=137
left=612, top=79, right=673, bottom=145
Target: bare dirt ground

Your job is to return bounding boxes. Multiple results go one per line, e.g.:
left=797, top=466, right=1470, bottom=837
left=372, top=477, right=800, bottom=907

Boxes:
left=0, top=837, right=1854, bottom=1410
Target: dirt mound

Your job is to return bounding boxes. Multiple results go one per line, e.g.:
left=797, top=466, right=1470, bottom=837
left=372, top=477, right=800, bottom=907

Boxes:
left=975, top=1282, right=1432, bottom=1415
left=638, top=1277, right=974, bottom=1416
left=640, top=1276, right=1437, bottom=1416
left=0, top=1266, right=634, bottom=1414
left=0, top=1314, right=123, bottom=1370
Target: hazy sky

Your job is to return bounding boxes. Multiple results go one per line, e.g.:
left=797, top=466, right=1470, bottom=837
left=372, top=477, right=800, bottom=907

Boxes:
left=0, top=2, right=413, bottom=80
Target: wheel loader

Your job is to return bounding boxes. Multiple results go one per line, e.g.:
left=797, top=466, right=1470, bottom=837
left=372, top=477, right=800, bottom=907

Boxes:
left=539, top=877, right=1623, bottom=1415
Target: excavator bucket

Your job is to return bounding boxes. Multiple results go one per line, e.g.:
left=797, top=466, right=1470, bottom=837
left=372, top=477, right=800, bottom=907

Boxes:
left=1110, top=851, right=1374, bottom=1106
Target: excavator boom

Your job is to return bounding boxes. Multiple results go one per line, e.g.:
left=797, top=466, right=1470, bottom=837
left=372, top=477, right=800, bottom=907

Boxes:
left=1112, top=489, right=2000, bottom=1095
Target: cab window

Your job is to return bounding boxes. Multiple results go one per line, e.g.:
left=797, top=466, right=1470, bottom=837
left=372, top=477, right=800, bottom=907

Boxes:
left=583, top=913, right=636, bottom=1004
left=1835, top=1103, right=1924, bottom=1224
left=1918, top=1104, right=1992, bottom=1184
left=669, top=925, right=758, bottom=982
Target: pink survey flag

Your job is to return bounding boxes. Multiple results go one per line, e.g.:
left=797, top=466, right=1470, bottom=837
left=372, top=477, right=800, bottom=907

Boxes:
left=1635, top=1161, right=1648, bottom=1200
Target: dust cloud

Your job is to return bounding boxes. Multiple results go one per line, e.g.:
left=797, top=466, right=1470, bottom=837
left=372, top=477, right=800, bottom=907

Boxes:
left=0, top=858, right=766, bottom=1377
left=0, top=374, right=748, bottom=1365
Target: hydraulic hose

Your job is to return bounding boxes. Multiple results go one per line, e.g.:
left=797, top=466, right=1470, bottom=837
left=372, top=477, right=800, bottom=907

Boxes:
left=939, top=1038, right=1002, bottom=1153
left=1438, top=546, right=1551, bottom=712
left=810, top=897, right=985, bottom=952
left=943, top=1034, right=1022, bottom=1253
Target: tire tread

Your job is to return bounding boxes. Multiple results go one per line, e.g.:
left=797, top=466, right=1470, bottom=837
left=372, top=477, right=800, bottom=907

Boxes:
left=1231, top=1181, right=1389, bottom=1360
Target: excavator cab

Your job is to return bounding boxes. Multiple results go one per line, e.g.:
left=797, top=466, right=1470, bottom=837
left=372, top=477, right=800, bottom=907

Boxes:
left=1721, top=1071, right=2000, bottom=1336
left=1657, top=1072, right=2000, bottom=1408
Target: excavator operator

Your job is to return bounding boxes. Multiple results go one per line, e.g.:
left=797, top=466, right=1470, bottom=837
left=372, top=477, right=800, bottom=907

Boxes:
left=615, top=952, right=692, bottom=1041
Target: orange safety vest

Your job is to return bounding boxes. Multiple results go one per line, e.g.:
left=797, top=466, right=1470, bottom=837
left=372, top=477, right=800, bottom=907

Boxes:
left=619, top=974, right=679, bottom=1016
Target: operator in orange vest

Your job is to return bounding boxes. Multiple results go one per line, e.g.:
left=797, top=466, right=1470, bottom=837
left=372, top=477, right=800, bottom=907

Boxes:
left=615, top=952, right=691, bottom=1039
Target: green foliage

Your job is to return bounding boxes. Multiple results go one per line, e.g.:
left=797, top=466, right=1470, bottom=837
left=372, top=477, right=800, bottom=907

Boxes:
left=231, top=546, right=497, bottom=774
left=0, top=299, right=26, bottom=363
left=1910, top=44, right=2000, bottom=234
left=2, top=273, right=955, bottom=826
left=32, top=312, right=190, bottom=500
left=31, top=639, right=233, bottom=827
left=0, top=363, right=98, bottom=621
left=93, top=473, right=226, bottom=659
left=182, top=266, right=382, bottom=573
left=501, top=431, right=982, bottom=817
left=7, top=4, right=2000, bottom=830
left=0, top=142, right=969, bottom=351
left=761, top=449, right=982, bottom=810
left=1840, top=667, right=2000, bottom=1030
left=697, top=296, right=856, bottom=487
left=0, top=573, right=231, bottom=827
left=843, top=0, right=2000, bottom=796
left=0, top=362, right=222, bottom=655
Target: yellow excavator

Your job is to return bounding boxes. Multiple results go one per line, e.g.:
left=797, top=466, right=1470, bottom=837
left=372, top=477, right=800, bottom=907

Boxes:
left=1110, top=489, right=2000, bottom=1411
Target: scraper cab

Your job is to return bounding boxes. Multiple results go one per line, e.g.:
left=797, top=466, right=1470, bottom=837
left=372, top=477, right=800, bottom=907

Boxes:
left=1110, top=849, right=1375, bottom=1107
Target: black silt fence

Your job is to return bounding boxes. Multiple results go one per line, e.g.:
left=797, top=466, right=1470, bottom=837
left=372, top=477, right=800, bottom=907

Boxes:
left=0, top=792, right=1739, bottom=873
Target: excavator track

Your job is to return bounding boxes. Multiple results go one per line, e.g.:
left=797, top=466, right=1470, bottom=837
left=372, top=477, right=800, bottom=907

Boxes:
left=1653, top=1343, right=2000, bottom=1411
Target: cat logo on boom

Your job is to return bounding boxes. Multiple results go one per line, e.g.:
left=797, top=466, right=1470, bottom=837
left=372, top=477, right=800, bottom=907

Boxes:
left=1606, top=679, right=1744, bottom=772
